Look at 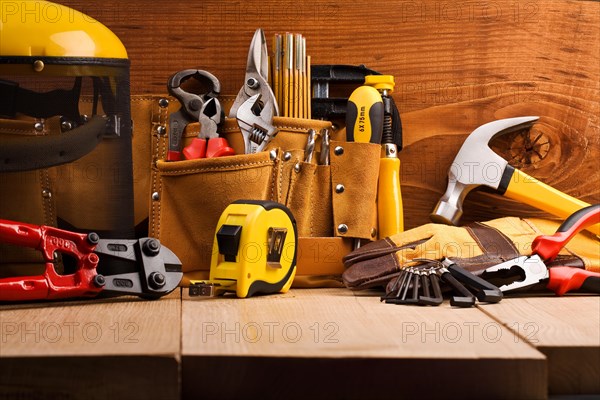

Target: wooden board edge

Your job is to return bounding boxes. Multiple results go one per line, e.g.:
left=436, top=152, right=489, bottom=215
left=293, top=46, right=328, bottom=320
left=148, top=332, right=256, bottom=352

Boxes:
left=0, top=355, right=180, bottom=400
left=539, top=346, right=600, bottom=396
left=181, top=355, right=547, bottom=399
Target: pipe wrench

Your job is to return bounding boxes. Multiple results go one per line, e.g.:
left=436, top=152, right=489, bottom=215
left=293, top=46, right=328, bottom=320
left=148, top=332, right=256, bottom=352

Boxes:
left=484, top=204, right=600, bottom=295
left=0, top=219, right=182, bottom=301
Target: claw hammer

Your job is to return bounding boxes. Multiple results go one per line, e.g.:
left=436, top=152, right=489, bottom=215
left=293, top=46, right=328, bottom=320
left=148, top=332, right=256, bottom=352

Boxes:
left=431, top=117, right=600, bottom=236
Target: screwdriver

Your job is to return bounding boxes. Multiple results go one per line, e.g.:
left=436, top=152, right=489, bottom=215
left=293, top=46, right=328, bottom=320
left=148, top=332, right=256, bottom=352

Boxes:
left=346, top=86, right=383, bottom=143
left=365, top=75, right=404, bottom=237
left=346, top=85, right=383, bottom=247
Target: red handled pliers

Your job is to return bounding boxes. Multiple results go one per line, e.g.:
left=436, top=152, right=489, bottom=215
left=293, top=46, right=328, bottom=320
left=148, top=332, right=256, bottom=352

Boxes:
left=182, top=97, right=235, bottom=160
left=484, top=204, right=600, bottom=295
left=0, top=219, right=182, bottom=302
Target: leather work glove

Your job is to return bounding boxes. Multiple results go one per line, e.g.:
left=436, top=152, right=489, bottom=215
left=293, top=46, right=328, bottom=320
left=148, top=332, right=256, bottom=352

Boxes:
left=342, top=217, right=600, bottom=292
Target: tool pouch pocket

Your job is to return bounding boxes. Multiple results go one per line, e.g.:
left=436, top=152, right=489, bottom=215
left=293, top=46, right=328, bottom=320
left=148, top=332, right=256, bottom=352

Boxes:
left=0, top=103, right=135, bottom=279
left=143, top=96, right=381, bottom=286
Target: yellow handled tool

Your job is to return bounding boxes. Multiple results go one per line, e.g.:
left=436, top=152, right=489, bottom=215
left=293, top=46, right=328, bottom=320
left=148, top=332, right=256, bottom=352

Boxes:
left=503, top=168, right=599, bottom=236
left=189, top=200, right=298, bottom=298
left=431, top=116, right=599, bottom=236
left=364, top=75, right=404, bottom=237
left=346, top=86, right=383, bottom=143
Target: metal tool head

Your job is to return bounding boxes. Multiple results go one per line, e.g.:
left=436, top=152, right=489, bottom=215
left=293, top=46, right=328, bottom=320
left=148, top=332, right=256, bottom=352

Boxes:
left=430, top=116, right=539, bottom=225
left=94, top=238, right=183, bottom=298
left=167, top=69, right=221, bottom=120
left=304, top=129, right=316, bottom=163
left=198, top=97, right=222, bottom=139
left=229, top=29, right=279, bottom=119
left=236, top=93, right=278, bottom=153
left=483, top=255, right=549, bottom=293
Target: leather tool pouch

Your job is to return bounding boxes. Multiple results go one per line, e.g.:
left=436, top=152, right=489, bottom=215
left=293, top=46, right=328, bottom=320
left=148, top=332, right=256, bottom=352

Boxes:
left=133, top=96, right=381, bottom=286
left=0, top=50, right=135, bottom=280
left=0, top=100, right=135, bottom=278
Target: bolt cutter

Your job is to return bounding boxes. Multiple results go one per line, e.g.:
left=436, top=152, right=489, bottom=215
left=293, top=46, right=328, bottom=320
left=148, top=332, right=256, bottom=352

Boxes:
left=0, top=219, right=182, bottom=301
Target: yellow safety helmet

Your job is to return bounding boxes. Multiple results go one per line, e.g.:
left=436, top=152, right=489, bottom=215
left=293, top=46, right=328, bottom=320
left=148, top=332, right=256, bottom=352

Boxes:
left=0, top=0, right=131, bottom=172
left=0, top=1, right=127, bottom=59
left=0, top=1, right=134, bottom=239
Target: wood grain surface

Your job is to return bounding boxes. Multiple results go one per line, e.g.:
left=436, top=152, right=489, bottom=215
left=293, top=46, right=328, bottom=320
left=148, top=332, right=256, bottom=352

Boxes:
left=479, top=296, right=600, bottom=395
left=55, top=0, right=600, bottom=229
left=181, top=288, right=546, bottom=399
left=0, top=292, right=181, bottom=400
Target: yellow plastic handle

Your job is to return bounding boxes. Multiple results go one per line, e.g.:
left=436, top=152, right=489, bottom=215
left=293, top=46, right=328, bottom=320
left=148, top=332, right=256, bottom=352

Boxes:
left=378, top=157, right=404, bottom=238
left=504, top=169, right=600, bottom=236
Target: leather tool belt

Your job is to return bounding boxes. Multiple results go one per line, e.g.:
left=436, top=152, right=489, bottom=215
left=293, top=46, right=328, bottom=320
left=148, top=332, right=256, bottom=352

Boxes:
left=131, top=95, right=381, bottom=287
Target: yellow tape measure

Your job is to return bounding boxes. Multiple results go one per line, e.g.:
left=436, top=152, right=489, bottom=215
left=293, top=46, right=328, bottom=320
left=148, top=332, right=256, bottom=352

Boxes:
left=190, top=200, right=298, bottom=298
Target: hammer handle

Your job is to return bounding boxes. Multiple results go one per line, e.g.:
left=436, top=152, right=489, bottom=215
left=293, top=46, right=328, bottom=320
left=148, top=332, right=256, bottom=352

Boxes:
left=503, top=168, right=600, bottom=236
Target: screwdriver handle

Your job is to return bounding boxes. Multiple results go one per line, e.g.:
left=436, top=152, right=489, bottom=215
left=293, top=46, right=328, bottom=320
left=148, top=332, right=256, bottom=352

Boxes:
left=378, top=146, right=404, bottom=237
left=547, top=267, right=600, bottom=296
left=532, top=204, right=600, bottom=261
left=345, top=86, right=383, bottom=143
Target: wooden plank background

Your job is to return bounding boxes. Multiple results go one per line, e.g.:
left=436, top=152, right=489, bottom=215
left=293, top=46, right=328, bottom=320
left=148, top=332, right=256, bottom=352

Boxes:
left=54, top=0, right=600, bottom=229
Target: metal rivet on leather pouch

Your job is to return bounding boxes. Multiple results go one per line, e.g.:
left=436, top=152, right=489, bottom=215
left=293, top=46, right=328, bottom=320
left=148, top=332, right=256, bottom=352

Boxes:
left=336, top=184, right=345, bottom=194
left=42, top=190, right=52, bottom=199
left=158, top=98, right=170, bottom=108
left=157, top=126, right=166, bottom=135
left=61, top=121, right=73, bottom=131
left=294, top=163, right=301, bottom=173
left=371, top=228, right=378, bottom=238
left=337, top=224, right=349, bottom=234
left=270, top=150, right=278, bottom=161
left=334, top=146, right=344, bottom=156
left=33, top=60, right=44, bottom=72
left=34, top=122, right=44, bottom=132
left=283, top=152, right=292, bottom=161
left=152, top=192, right=160, bottom=201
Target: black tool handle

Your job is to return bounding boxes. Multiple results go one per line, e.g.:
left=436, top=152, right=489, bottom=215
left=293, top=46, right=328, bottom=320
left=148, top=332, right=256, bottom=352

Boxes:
left=580, top=276, right=600, bottom=293
left=441, top=272, right=476, bottom=308
left=447, top=262, right=503, bottom=303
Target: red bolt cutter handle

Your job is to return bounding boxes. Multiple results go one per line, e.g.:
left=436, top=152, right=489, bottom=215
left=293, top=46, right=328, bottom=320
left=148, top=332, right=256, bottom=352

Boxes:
left=532, top=204, right=600, bottom=261
left=0, top=219, right=101, bottom=301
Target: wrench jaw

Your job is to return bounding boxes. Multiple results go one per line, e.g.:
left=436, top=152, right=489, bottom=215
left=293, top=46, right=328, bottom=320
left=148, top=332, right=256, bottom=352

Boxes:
left=236, top=94, right=278, bottom=154
left=484, top=255, right=549, bottom=293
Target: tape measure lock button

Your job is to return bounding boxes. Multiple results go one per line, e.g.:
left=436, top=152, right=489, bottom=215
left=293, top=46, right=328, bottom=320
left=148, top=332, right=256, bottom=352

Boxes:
left=216, top=224, right=243, bottom=262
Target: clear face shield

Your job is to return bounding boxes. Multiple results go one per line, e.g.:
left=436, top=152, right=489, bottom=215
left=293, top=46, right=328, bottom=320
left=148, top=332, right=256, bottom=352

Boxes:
left=0, top=58, right=134, bottom=238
